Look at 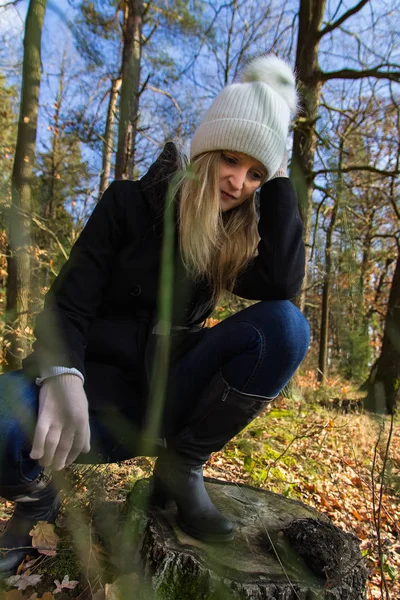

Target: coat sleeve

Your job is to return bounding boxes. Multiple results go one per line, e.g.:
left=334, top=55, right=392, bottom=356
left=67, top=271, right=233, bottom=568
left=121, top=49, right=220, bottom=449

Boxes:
left=232, top=177, right=305, bottom=301
left=23, top=181, right=131, bottom=380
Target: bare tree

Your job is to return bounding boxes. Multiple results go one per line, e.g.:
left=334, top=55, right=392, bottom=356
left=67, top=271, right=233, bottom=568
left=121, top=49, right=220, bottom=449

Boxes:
left=99, top=76, right=122, bottom=198
left=4, top=0, right=47, bottom=370
left=115, top=0, right=144, bottom=180
left=291, top=0, right=400, bottom=311
left=365, top=93, right=400, bottom=413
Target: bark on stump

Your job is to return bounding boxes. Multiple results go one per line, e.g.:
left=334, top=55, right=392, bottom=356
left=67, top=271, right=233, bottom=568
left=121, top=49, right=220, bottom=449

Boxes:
left=117, top=478, right=367, bottom=600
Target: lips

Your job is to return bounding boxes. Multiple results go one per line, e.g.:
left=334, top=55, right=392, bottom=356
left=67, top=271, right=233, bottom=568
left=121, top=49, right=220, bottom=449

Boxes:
left=221, top=191, right=238, bottom=200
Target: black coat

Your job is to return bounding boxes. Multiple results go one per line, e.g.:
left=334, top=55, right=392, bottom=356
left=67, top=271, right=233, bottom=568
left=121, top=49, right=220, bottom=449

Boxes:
left=23, top=143, right=305, bottom=417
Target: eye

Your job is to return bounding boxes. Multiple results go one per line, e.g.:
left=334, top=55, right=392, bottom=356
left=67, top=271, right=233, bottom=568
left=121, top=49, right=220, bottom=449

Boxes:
left=250, top=170, right=263, bottom=181
left=222, top=153, right=237, bottom=165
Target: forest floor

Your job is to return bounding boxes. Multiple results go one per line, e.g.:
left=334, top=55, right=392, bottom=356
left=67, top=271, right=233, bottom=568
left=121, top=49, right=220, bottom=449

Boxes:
left=0, top=371, right=399, bottom=600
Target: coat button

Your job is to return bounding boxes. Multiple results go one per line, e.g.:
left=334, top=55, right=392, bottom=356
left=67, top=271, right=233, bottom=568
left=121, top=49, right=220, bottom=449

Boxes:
left=130, top=284, right=142, bottom=297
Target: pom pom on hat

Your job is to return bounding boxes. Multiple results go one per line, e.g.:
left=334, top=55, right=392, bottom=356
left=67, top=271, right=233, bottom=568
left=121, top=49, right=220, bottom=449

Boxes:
left=191, top=54, right=298, bottom=178
left=240, top=55, right=298, bottom=113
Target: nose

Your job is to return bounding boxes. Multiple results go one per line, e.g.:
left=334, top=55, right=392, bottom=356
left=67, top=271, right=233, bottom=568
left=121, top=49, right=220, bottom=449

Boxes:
left=228, top=168, right=246, bottom=191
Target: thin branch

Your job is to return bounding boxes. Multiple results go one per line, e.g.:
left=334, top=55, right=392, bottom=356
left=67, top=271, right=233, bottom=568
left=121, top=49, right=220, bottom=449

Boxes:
left=318, top=0, right=370, bottom=39
left=147, top=85, right=182, bottom=114
left=30, top=216, right=69, bottom=261
left=138, top=73, right=151, bottom=97
left=319, top=67, right=400, bottom=82
left=310, top=187, right=333, bottom=265
left=313, top=166, right=400, bottom=177
left=142, top=23, right=158, bottom=46
left=376, top=416, right=394, bottom=599
left=0, top=0, right=23, bottom=7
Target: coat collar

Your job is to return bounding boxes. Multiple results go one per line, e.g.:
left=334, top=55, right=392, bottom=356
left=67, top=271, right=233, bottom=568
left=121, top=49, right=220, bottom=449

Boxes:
left=139, top=142, right=187, bottom=219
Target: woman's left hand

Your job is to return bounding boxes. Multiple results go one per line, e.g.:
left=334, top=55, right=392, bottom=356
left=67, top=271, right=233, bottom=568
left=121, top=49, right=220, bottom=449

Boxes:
left=270, top=149, right=288, bottom=180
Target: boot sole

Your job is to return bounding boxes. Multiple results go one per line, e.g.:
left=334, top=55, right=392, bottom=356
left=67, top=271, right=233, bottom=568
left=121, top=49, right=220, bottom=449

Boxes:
left=177, top=516, right=234, bottom=543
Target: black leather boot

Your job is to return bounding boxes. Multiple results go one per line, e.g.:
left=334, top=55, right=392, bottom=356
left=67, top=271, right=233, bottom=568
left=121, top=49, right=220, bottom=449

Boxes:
left=0, top=471, right=60, bottom=575
left=153, top=450, right=233, bottom=542
left=152, top=372, right=273, bottom=542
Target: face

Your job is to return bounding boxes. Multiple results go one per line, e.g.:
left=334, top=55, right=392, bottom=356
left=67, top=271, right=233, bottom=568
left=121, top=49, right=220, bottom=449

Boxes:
left=219, top=151, right=267, bottom=212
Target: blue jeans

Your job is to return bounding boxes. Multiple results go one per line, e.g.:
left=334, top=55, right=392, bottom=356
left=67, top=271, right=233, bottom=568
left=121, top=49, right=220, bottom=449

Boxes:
left=0, top=301, right=309, bottom=487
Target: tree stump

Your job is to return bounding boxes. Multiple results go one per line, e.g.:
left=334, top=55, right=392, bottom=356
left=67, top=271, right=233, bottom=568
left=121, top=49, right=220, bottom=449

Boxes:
left=119, top=478, right=367, bottom=600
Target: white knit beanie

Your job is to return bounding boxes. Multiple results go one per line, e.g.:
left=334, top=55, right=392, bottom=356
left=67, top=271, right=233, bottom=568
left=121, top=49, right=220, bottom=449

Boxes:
left=190, top=55, right=298, bottom=178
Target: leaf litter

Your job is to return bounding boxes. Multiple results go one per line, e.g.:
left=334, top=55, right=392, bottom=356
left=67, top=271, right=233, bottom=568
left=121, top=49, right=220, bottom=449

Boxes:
left=0, top=373, right=398, bottom=599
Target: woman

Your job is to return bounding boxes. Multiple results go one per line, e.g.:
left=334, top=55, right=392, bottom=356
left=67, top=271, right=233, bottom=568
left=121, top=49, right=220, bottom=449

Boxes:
left=0, top=55, right=309, bottom=573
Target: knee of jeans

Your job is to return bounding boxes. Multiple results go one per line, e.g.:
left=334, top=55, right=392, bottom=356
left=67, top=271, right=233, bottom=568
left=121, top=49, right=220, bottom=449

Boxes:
left=255, top=300, right=310, bottom=365
left=0, top=373, right=38, bottom=448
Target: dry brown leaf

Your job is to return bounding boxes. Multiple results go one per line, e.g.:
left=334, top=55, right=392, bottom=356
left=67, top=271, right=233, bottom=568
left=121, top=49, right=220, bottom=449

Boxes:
left=329, top=497, right=342, bottom=510
left=319, top=494, right=334, bottom=511
left=351, top=475, right=363, bottom=488
left=0, top=591, right=24, bottom=600
left=29, top=521, right=59, bottom=556
left=351, top=508, right=363, bottom=521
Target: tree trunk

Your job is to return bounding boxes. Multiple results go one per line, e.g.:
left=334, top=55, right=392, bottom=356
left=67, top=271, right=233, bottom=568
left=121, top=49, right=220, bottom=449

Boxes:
left=291, top=0, right=326, bottom=312
left=99, top=77, right=122, bottom=199
left=97, top=478, right=367, bottom=599
left=115, top=0, right=143, bottom=181
left=4, top=0, right=47, bottom=370
left=365, top=250, right=400, bottom=414
left=44, top=50, right=66, bottom=221
left=318, top=198, right=339, bottom=382
left=318, top=136, right=347, bottom=382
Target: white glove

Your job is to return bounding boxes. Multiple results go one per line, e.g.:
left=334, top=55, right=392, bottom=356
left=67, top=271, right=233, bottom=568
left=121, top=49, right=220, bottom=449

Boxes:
left=30, top=374, right=91, bottom=471
left=270, top=149, right=289, bottom=180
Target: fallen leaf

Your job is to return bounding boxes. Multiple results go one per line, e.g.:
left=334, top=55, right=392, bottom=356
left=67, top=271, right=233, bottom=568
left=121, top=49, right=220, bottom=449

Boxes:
left=351, top=475, right=363, bottom=488
left=24, top=557, right=40, bottom=569
left=105, top=575, right=140, bottom=600
left=318, top=494, right=334, bottom=511
left=104, top=583, right=119, bottom=600
left=92, top=543, right=107, bottom=557
left=5, top=574, right=42, bottom=591
left=351, top=508, right=363, bottom=521
left=53, top=575, right=79, bottom=594
left=0, top=590, right=24, bottom=600
left=29, top=521, right=59, bottom=556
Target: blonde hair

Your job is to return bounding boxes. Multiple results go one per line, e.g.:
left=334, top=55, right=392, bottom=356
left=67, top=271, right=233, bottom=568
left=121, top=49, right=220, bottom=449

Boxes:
left=177, top=151, right=260, bottom=304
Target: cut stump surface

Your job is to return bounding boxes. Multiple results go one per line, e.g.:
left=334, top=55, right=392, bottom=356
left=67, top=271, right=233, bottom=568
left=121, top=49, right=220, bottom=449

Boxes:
left=126, top=478, right=367, bottom=599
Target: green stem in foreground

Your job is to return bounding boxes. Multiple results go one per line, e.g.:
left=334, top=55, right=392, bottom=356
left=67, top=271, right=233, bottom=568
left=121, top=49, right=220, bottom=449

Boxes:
left=140, top=171, right=185, bottom=455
